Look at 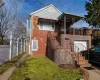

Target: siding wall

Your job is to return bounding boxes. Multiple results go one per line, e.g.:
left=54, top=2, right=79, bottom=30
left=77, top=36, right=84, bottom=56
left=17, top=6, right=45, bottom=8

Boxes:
left=33, top=4, right=61, bottom=20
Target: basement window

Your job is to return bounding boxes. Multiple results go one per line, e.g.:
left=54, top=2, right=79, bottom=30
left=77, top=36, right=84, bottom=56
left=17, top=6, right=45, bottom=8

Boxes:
left=39, top=20, right=55, bottom=31
left=32, top=40, right=38, bottom=51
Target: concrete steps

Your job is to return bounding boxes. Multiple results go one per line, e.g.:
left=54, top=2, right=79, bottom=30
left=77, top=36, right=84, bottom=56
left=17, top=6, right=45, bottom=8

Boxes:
left=78, top=60, right=88, bottom=65
left=78, top=59, right=91, bottom=67
left=72, top=53, right=91, bottom=68
left=80, top=63, right=91, bottom=67
left=74, top=56, right=85, bottom=61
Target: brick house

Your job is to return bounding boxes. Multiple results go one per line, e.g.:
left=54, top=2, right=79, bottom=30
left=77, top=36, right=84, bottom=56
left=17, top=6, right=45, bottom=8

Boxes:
left=30, top=4, right=91, bottom=67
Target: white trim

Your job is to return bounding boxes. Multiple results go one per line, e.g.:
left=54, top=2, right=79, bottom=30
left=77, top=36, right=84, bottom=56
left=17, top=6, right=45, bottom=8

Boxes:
left=39, top=29, right=55, bottom=31
left=9, top=33, right=12, bottom=60
left=32, top=40, right=38, bottom=51
left=16, top=38, right=19, bottom=56
left=64, top=12, right=84, bottom=18
left=30, top=4, right=62, bottom=15
left=29, top=15, right=33, bottom=55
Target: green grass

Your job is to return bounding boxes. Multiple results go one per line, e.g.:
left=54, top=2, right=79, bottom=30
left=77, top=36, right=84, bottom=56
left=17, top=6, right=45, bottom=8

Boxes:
left=9, top=56, right=83, bottom=80
left=0, top=53, right=23, bottom=74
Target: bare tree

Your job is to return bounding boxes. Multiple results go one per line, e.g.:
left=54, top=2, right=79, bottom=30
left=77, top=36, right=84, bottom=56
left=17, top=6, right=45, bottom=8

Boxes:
left=13, top=20, right=27, bottom=39
left=0, top=0, right=4, bottom=7
left=0, top=0, right=23, bottom=44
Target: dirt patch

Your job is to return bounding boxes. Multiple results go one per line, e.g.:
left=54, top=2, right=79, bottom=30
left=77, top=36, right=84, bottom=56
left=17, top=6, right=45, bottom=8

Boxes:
left=59, top=64, right=75, bottom=69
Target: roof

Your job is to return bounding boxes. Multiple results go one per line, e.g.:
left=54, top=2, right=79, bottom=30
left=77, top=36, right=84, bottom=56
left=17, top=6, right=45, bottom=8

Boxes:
left=30, top=4, right=62, bottom=20
left=64, top=12, right=84, bottom=18
left=58, top=12, right=83, bottom=23
left=30, top=4, right=83, bottom=22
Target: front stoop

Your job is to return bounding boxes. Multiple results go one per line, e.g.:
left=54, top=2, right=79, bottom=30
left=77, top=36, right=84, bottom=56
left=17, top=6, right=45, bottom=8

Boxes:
left=72, top=54, right=91, bottom=68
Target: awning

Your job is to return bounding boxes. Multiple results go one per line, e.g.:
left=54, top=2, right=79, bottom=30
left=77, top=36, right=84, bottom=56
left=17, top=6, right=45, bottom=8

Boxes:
left=58, top=12, right=83, bottom=23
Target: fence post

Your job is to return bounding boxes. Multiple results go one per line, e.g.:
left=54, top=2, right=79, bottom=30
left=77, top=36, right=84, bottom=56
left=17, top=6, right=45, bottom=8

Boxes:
left=9, top=33, right=12, bottom=60
left=20, top=39, right=22, bottom=54
left=22, top=39, right=23, bottom=53
left=29, top=43, right=31, bottom=55
left=16, top=38, right=19, bottom=56
left=24, top=39, right=25, bottom=52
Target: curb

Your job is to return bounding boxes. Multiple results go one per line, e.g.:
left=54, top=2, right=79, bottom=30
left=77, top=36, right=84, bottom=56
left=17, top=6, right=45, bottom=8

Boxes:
left=80, top=67, right=89, bottom=80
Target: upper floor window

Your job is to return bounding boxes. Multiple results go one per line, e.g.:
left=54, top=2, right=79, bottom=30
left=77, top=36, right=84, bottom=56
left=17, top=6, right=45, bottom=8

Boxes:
left=39, top=20, right=55, bottom=31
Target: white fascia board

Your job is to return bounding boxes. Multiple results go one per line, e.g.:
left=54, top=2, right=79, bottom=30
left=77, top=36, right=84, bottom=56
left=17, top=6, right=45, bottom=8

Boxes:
left=30, top=4, right=62, bottom=16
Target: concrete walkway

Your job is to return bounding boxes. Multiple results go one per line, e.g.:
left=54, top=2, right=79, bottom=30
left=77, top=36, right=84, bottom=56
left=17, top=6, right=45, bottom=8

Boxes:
left=0, top=66, right=16, bottom=80
left=86, top=68, right=100, bottom=80
left=0, top=53, right=28, bottom=80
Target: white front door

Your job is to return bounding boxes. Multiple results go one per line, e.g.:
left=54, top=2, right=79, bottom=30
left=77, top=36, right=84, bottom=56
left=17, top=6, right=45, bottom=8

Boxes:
left=74, top=41, right=87, bottom=52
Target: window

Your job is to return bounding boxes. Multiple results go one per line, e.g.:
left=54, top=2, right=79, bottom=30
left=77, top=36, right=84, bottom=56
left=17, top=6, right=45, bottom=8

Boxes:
left=32, top=40, right=38, bottom=51
left=39, top=20, right=55, bottom=31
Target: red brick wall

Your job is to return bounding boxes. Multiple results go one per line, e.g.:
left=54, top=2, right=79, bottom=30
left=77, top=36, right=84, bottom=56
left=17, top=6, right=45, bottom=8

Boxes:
left=60, top=38, right=71, bottom=50
left=31, top=16, right=58, bottom=56
left=31, top=16, right=48, bottom=56
left=60, top=34, right=91, bottom=49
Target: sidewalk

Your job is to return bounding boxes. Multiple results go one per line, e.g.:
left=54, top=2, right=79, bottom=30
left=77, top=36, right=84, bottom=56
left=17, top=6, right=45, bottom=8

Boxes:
left=84, top=67, right=100, bottom=80
left=0, top=53, right=28, bottom=80
left=88, top=69, right=100, bottom=80
left=0, top=66, right=16, bottom=80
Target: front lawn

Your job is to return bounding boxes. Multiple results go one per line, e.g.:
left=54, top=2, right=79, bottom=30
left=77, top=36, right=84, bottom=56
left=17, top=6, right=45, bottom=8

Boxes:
left=9, top=56, right=83, bottom=80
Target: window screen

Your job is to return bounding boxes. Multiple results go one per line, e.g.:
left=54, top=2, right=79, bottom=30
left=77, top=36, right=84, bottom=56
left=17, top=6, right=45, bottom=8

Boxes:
left=32, top=40, right=38, bottom=51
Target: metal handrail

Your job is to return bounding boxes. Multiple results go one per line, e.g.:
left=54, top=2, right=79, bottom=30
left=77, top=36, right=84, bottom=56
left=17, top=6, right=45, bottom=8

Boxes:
left=71, top=43, right=80, bottom=65
left=76, top=43, right=89, bottom=62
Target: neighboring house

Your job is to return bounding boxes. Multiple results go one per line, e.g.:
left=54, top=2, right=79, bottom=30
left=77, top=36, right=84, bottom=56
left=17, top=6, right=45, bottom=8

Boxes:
left=30, top=4, right=91, bottom=67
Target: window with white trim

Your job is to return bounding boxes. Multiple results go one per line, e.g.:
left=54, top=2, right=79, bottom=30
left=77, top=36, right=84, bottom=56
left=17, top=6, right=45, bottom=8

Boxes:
left=32, top=40, right=38, bottom=51
left=39, top=20, right=55, bottom=31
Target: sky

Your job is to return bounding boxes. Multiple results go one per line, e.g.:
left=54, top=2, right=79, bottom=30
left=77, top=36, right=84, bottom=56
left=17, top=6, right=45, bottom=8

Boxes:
left=22, top=0, right=89, bottom=16
left=2, top=0, right=90, bottom=27
left=21, top=0, right=90, bottom=27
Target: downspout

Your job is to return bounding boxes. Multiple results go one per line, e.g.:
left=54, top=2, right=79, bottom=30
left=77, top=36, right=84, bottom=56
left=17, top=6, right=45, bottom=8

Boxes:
left=29, top=15, right=33, bottom=55
left=26, top=19, right=30, bottom=55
